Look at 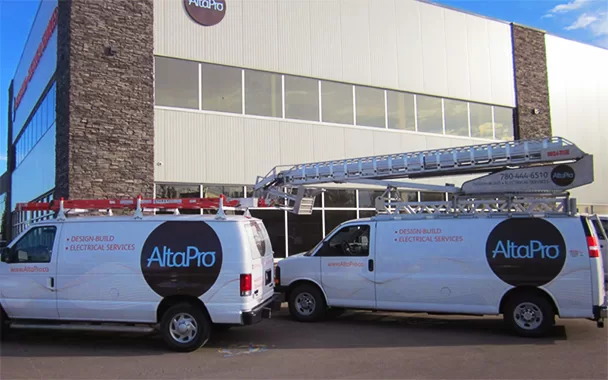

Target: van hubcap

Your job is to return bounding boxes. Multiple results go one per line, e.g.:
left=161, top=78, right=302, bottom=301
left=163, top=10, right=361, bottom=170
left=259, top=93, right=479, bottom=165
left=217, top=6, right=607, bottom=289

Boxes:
left=295, top=292, right=316, bottom=316
left=514, top=302, right=543, bottom=330
left=170, top=313, right=198, bottom=343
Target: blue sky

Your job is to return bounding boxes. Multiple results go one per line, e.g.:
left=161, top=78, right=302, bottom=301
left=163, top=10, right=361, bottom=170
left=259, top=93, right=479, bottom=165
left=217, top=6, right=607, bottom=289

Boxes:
left=0, top=0, right=607, bottom=175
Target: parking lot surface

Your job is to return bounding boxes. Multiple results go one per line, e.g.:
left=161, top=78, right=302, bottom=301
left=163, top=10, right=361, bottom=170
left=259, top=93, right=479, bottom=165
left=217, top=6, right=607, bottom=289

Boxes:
left=1, top=305, right=607, bottom=380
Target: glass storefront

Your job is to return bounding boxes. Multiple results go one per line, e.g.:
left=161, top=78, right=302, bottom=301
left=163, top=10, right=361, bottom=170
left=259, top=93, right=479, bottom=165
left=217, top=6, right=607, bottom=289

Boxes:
left=155, top=183, right=446, bottom=259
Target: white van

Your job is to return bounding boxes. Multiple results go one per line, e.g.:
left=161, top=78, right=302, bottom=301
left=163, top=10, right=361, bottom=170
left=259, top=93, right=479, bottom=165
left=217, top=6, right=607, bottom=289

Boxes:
left=589, top=214, right=608, bottom=280
left=275, top=214, right=607, bottom=337
left=0, top=213, right=280, bottom=352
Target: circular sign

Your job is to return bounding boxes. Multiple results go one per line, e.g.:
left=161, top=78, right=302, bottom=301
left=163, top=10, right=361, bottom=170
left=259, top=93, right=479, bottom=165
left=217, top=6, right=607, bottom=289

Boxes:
left=141, top=221, right=223, bottom=297
left=183, top=0, right=226, bottom=27
left=551, top=164, right=575, bottom=187
left=485, top=218, right=566, bottom=287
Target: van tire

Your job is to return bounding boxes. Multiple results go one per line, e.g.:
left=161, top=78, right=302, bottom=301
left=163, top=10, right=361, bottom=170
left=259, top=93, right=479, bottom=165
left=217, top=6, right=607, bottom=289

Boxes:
left=0, top=307, right=9, bottom=340
left=160, top=303, right=211, bottom=352
left=288, top=283, right=327, bottom=322
left=503, top=293, right=555, bottom=337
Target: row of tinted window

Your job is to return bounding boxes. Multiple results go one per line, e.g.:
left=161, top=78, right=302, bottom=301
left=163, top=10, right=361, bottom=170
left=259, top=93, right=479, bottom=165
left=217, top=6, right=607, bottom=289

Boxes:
left=154, top=56, right=514, bottom=140
left=155, top=183, right=446, bottom=258
left=14, top=83, right=56, bottom=168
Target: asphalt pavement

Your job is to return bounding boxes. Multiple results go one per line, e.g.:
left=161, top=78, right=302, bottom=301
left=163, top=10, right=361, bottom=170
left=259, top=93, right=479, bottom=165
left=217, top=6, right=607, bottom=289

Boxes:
left=1, top=305, right=607, bottom=379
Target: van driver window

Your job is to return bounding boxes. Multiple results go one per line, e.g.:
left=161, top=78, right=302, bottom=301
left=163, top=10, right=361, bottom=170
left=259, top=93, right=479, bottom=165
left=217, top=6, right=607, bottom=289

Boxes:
left=11, top=226, right=57, bottom=264
left=323, top=225, right=370, bottom=257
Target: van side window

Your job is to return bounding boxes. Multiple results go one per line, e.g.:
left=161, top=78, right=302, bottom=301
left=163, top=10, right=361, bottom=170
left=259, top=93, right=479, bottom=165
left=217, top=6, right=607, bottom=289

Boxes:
left=321, top=225, right=370, bottom=257
left=10, top=226, right=57, bottom=264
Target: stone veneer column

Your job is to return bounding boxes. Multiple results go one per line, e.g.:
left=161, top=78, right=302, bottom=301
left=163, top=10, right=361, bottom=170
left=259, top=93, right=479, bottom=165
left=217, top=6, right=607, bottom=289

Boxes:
left=56, top=0, right=154, bottom=200
left=510, top=23, right=552, bottom=140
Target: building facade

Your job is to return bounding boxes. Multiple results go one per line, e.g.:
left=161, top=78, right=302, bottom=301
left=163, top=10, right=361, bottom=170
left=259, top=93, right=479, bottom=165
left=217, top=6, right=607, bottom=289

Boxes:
left=3, top=0, right=607, bottom=254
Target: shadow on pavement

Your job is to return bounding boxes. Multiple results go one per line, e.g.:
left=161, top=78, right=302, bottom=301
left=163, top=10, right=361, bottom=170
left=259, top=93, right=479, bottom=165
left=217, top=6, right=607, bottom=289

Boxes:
left=0, top=307, right=578, bottom=358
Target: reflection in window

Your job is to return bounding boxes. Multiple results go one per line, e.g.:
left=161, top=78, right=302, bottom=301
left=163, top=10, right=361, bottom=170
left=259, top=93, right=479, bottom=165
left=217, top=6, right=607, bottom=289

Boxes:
left=288, top=211, right=322, bottom=257
left=284, top=75, right=319, bottom=121
left=324, top=210, right=357, bottom=235
left=12, top=226, right=56, bottom=264
left=324, top=189, right=356, bottom=208
left=420, top=192, right=445, bottom=202
left=444, top=99, right=469, bottom=137
left=493, top=106, right=514, bottom=140
left=387, top=91, right=415, bottom=131
left=416, top=95, right=443, bottom=134
left=154, top=56, right=198, bottom=109
left=358, top=189, right=385, bottom=208
left=358, top=210, right=377, bottom=219
left=470, top=103, right=493, bottom=139
left=201, top=63, right=242, bottom=114
left=250, top=210, right=286, bottom=258
left=155, top=184, right=201, bottom=214
left=356, top=86, right=385, bottom=128
left=321, top=81, right=353, bottom=125
left=323, top=225, right=370, bottom=257
left=245, top=69, right=282, bottom=118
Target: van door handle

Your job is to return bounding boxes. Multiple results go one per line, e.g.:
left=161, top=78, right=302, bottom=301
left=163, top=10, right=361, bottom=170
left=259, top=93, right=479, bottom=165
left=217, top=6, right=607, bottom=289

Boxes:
left=368, top=259, right=374, bottom=272
left=47, top=277, right=55, bottom=291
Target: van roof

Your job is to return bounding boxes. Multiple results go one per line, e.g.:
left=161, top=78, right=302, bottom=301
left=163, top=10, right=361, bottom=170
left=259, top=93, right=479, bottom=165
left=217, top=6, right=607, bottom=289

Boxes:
left=31, top=214, right=260, bottom=225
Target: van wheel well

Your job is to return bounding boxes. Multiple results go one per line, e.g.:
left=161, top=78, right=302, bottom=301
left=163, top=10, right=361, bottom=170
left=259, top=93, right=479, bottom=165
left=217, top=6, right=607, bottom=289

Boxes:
left=499, top=286, right=559, bottom=317
left=285, top=280, right=327, bottom=306
left=156, top=295, right=210, bottom=324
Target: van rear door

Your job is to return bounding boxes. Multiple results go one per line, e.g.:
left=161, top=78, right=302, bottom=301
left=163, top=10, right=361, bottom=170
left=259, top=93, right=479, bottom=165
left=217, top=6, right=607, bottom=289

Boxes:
left=580, top=216, right=606, bottom=309
left=243, top=219, right=275, bottom=304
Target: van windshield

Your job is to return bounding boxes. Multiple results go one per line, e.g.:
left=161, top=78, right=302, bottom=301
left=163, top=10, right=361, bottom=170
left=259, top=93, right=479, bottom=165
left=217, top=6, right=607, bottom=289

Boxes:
left=303, top=223, right=343, bottom=256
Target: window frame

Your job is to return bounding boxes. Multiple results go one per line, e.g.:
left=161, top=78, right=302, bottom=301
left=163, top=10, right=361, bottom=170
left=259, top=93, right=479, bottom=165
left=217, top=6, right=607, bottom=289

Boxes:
left=3, top=225, right=57, bottom=264
left=314, top=223, right=371, bottom=258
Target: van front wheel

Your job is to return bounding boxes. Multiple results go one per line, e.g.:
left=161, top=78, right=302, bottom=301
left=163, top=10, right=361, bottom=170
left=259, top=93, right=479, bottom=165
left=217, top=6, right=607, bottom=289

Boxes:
left=160, top=303, right=211, bottom=352
left=503, top=293, right=555, bottom=337
left=288, top=284, right=327, bottom=322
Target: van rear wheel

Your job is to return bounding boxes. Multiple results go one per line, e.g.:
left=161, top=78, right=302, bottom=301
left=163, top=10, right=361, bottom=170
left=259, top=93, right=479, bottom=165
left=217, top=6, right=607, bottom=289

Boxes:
left=503, top=293, right=555, bottom=337
left=288, top=284, right=327, bottom=322
left=160, top=303, right=211, bottom=352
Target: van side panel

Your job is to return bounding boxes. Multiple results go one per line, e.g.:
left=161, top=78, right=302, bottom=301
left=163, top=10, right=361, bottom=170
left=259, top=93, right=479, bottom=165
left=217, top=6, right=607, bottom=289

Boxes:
left=56, top=221, right=163, bottom=323
left=374, top=219, right=508, bottom=315
left=542, top=218, right=594, bottom=318
left=374, top=216, right=595, bottom=317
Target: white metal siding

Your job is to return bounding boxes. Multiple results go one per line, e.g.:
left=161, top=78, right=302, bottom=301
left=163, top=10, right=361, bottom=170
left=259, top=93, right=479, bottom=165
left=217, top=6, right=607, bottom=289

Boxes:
left=545, top=35, right=608, bottom=207
left=154, top=0, right=516, bottom=106
left=155, top=108, right=496, bottom=187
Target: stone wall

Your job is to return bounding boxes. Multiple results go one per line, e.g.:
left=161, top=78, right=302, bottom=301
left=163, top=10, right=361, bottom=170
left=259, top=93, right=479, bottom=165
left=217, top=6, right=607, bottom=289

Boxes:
left=55, top=0, right=154, bottom=200
left=511, top=23, right=552, bottom=140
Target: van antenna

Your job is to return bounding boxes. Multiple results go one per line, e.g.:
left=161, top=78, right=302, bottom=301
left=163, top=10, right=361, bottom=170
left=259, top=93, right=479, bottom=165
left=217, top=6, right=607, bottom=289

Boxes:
left=215, top=195, right=227, bottom=220
left=244, top=208, right=252, bottom=218
left=56, top=198, right=67, bottom=221
left=134, top=195, right=144, bottom=219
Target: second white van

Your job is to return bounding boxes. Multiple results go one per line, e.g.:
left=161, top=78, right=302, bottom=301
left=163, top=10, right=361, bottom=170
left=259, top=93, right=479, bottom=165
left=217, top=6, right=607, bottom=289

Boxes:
left=275, top=213, right=607, bottom=337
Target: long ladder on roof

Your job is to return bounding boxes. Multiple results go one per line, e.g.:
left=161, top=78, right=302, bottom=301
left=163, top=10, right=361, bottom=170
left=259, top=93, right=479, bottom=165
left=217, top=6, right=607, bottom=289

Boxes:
left=252, top=136, right=594, bottom=216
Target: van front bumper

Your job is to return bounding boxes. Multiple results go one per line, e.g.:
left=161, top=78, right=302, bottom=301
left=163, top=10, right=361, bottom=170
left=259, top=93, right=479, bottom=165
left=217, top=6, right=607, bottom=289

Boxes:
left=241, top=294, right=282, bottom=326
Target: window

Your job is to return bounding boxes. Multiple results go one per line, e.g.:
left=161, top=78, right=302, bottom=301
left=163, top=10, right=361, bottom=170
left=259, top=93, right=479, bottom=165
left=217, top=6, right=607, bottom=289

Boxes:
left=250, top=209, right=286, bottom=258
left=387, top=91, right=416, bottom=131
left=324, top=210, right=357, bottom=235
left=324, top=189, right=356, bottom=208
left=444, top=99, right=469, bottom=137
left=244, top=69, right=282, bottom=117
left=321, top=81, right=353, bottom=125
left=493, top=106, right=514, bottom=140
left=284, top=75, right=319, bottom=121
left=356, top=86, right=385, bottom=128
left=10, top=226, right=57, bottom=264
left=320, top=224, right=370, bottom=257
left=155, top=184, right=201, bottom=214
left=358, top=189, right=385, bottom=208
left=202, top=63, right=242, bottom=114
left=154, top=56, right=199, bottom=109
left=288, top=211, right=323, bottom=256
left=420, top=192, right=445, bottom=202
left=416, top=95, right=443, bottom=134
left=470, top=103, right=493, bottom=139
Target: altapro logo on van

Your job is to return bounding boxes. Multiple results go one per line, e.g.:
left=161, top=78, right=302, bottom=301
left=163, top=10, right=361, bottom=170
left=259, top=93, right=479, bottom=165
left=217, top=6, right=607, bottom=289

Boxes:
left=486, top=218, right=566, bottom=286
left=141, top=221, right=223, bottom=297
left=551, top=164, right=575, bottom=187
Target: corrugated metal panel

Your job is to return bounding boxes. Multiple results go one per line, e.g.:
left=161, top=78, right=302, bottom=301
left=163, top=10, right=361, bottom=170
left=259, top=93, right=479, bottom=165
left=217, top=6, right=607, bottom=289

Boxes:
left=340, top=0, right=372, bottom=84
left=418, top=2, right=449, bottom=96
left=465, top=15, right=492, bottom=103
left=242, top=0, right=279, bottom=72
left=368, top=0, right=399, bottom=89
left=154, top=0, right=244, bottom=67
left=242, top=118, right=282, bottom=183
left=277, top=0, right=312, bottom=77
left=546, top=35, right=608, bottom=206
left=312, top=125, right=346, bottom=162
left=373, top=130, right=403, bottom=155
left=344, top=128, right=375, bottom=158
left=487, top=21, right=516, bottom=107
left=310, top=0, right=343, bottom=80
left=279, top=122, right=315, bottom=165
left=443, top=9, right=471, bottom=101
left=395, top=0, right=425, bottom=93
